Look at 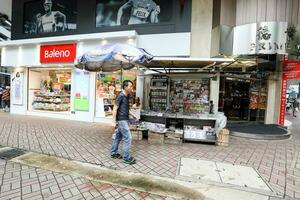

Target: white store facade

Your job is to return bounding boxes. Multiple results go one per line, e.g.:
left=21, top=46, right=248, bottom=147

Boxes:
left=0, top=31, right=192, bottom=123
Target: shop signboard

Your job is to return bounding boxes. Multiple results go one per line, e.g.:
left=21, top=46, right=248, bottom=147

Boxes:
left=40, top=43, right=76, bottom=63
left=11, top=72, right=24, bottom=105
left=279, top=57, right=300, bottom=126
left=233, top=22, right=288, bottom=55
left=74, top=70, right=90, bottom=111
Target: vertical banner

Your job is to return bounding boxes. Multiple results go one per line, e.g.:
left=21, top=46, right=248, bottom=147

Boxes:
left=74, top=70, right=90, bottom=111
left=279, top=74, right=287, bottom=126
left=12, top=72, right=24, bottom=105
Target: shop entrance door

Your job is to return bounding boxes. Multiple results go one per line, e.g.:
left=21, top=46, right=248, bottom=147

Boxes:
left=220, top=77, right=250, bottom=121
left=219, top=76, right=267, bottom=122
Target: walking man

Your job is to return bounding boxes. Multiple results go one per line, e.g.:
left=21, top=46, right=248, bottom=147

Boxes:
left=293, top=98, right=300, bottom=117
left=111, top=80, right=136, bottom=164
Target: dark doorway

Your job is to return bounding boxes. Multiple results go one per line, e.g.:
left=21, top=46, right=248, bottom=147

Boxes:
left=219, top=77, right=250, bottom=121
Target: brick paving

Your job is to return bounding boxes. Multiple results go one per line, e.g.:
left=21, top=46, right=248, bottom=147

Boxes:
left=0, top=158, right=170, bottom=200
left=0, top=112, right=300, bottom=199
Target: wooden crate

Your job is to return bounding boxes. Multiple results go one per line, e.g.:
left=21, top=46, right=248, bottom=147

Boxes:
left=165, top=137, right=182, bottom=145
left=165, top=132, right=183, bottom=138
left=131, top=130, right=143, bottom=141
left=217, top=129, right=230, bottom=146
left=148, top=131, right=165, bottom=144
left=164, top=132, right=183, bottom=145
left=217, top=141, right=229, bottom=146
left=219, top=128, right=229, bottom=135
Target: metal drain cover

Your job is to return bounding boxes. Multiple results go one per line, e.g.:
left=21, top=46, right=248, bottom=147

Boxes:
left=0, top=148, right=26, bottom=160
left=176, top=157, right=276, bottom=197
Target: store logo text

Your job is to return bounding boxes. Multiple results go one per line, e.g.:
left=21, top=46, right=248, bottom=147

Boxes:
left=44, top=49, right=71, bottom=58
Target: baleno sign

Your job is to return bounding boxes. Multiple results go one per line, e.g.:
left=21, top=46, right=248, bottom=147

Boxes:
left=40, top=44, right=77, bottom=63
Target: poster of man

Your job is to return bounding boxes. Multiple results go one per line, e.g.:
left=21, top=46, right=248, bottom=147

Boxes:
left=24, top=0, right=77, bottom=34
left=96, top=0, right=171, bottom=27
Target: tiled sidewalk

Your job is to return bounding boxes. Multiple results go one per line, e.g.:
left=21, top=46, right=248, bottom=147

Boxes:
left=0, top=158, right=170, bottom=200
left=0, top=112, right=300, bottom=199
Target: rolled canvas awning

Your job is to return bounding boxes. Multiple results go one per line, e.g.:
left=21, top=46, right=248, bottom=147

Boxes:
left=141, top=57, right=235, bottom=72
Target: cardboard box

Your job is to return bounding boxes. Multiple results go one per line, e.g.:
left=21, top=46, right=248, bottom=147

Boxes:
left=164, top=132, right=183, bottom=145
left=148, top=131, right=165, bottom=144
left=131, top=130, right=143, bottom=141
left=219, top=129, right=229, bottom=135
left=217, top=128, right=230, bottom=146
left=164, top=137, right=182, bottom=145
left=217, top=141, right=229, bottom=146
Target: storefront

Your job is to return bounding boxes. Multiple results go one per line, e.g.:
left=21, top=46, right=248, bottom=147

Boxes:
left=28, top=67, right=72, bottom=113
left=219, top=21, right=289, bottom=125
left=138, top=57, right=234, bottom=143
left=1, top=30, right=191, bottom=123
left=218, top=73, right=268, bottom=122
left=0, top=31, right=142, bottom=122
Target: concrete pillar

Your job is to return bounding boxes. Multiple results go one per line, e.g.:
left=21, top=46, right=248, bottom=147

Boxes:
left=211, top=26, right=221, bottom=57
left=143, top=76, right=151, bottom=110
left=136, top=69, right=144, bottom=106
left=265, top=75, right=276, bottom=124
left=265, top=73, right=281, bottom=124
left=191, top=0, right=213, bottom=57
left=210, top=73, right=220, bottom=114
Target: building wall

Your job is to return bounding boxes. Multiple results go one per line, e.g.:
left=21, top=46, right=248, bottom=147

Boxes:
left=236, top=0, right=300, bottom=25
left=0, top=0, right=12, bottom=20
left=190, top=0, right=213, bottom=57
left=137, top=33, right=191, bottom=56
left=11, top=0, right=191, bottom=40
left=220, top=0, right=236, bottom=26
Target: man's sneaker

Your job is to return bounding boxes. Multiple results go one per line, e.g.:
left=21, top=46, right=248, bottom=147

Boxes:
left=111, top=153, right=122, bottom=159
left=124, top=157, right=136, bottom=165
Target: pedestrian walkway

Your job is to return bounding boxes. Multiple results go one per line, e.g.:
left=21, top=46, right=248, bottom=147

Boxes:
left=0, top=158, right=169, bottom=200
left=0, top=112, right=300, bottom=199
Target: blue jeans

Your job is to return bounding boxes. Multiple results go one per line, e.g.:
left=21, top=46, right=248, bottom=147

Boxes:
left=111, top=120, right=132, bottom=160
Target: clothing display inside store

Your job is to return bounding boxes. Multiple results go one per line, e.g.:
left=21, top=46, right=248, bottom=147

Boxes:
left=95, top=70, right=137, bottom=118
left=96, top=73, right=122, bottom=116
left=249, top=79, right=267, bottom=121
left=249, top=80, right=267, bottom=109
left=218, top=75, right=267, bottom=122
left=30, top=69, right=71, bottom=112
left=220, top=78, right=250, bottom=121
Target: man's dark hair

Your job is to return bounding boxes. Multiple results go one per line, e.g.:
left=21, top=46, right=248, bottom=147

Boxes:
left=123, top=80, right=133, bottom=89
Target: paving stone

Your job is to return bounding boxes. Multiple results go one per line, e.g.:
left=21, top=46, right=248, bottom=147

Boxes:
left=0, top=113, right=299, bottom=199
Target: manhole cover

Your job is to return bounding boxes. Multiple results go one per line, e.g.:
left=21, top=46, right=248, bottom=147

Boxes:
left=176, top=157, right=277, bottom=197
left=0, top=148, right=26, bottom=160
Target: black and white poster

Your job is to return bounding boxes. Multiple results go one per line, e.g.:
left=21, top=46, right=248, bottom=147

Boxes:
left=95, top=0, right=172, bottom=27
left=23, top=0, right=77, bottom=34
